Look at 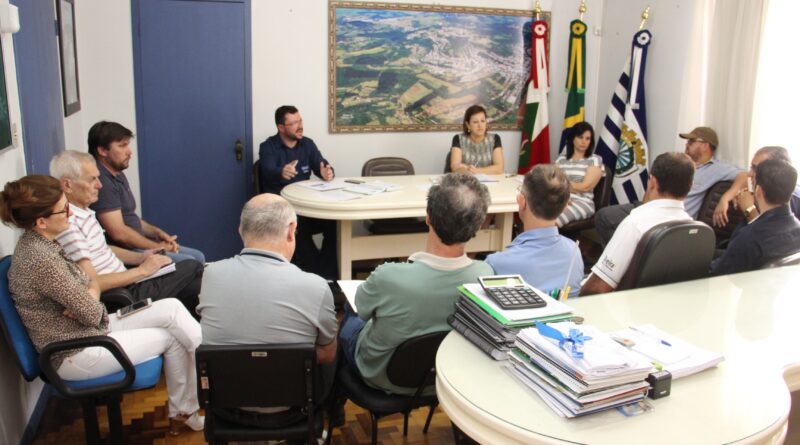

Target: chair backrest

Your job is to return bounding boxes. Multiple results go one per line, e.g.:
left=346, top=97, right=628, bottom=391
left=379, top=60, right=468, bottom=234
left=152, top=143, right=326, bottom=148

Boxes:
left=594, top=164, right=614, bottom=210
left=0, top=256, right=42, bottom=381
left=617, top=220, right=715, bottom=291
left=386, top=331, right=448, bottom=390
left=362, top=157, right=415, bottom=177
left=696, top=180, right=743, bottom=242
left=761, top=251, right=800, bottom=269
left=196, top=343, right=316, bottom=410
left=253, top=159, right=262, bottom=196
left=443, top=151, right=452, bottom=174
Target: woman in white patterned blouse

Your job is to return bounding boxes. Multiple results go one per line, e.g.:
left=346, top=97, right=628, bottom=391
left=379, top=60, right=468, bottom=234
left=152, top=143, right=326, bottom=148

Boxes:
left=555, top=122, right=605, bottom=226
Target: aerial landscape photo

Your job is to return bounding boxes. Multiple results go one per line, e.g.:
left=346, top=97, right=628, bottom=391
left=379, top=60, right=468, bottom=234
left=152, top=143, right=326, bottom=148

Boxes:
left=333, top=7, right=532, bottom=130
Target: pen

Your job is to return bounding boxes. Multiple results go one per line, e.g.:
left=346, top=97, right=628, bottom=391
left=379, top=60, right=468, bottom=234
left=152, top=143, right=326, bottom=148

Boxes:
left=630, top=326, right=672, bottom=347
left=562, top=286, right=571, bottom=302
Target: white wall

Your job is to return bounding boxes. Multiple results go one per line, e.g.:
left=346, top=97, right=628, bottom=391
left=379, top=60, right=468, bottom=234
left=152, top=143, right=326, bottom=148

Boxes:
left=0, top=27, right=46, bottom=445
left=62, top=0, right=699, bottom=200
left=63, top=0, right=140, bottom=203
left=596, top=0, right=697, bottom=161
left=253, top=0, right=608, bottom=176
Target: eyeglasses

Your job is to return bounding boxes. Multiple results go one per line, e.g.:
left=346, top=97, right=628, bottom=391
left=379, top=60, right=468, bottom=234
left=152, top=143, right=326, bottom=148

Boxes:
left=47, top=201, right=70, bottom=218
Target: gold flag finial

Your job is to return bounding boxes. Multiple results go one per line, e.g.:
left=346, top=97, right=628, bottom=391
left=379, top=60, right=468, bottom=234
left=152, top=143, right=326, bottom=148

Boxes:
left=535, top=0, right=542, bottom=20
left=579, top=0, right=587, bottom=20
left=639, top=6, right=651, bottom=30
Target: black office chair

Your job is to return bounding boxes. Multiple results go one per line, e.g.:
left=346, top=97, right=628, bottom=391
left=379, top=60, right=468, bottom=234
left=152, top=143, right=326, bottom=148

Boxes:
left=196, top=344, right=328, bottom=445
left=696, top=180, right=743, bottom=248
left=253, top=159, right=262, bottom=196
left=0, top=256, right=164, bottom=444
left=761, top=251, right=800, bottom=269
left=361, top=157, right=428, bottom=235
left=337, top=331, right=448, bottom=445
left=617, top=220, right=715, bottom=291
left=560, top=164, right=614, bottom=239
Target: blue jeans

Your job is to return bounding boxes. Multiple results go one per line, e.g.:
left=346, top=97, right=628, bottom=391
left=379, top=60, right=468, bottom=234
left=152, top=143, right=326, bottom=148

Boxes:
left=338, top=304, right=365, bottom=367
left=165, top=246, right=206, bottom=264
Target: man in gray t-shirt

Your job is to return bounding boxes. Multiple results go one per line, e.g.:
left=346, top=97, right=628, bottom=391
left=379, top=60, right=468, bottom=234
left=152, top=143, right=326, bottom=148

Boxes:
left=197, top=193, right=337, bottom=428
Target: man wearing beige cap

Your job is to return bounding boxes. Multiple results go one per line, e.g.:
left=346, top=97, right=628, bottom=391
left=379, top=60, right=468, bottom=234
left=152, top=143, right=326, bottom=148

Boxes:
left=595, top=126, right=741, bottom=245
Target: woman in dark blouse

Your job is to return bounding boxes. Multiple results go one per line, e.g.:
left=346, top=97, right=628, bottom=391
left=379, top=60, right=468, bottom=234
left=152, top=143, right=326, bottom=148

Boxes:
left=0, top=175, right=204, bottom=435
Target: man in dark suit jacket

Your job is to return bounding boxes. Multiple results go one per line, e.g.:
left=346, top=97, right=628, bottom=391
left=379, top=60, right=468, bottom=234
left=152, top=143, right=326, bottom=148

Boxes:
left=711, top=159, right=800, bottom=275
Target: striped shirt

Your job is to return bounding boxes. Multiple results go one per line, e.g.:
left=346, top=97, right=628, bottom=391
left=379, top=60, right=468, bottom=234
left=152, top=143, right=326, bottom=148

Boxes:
left=555, top=154, right=605, bottom=226
left=56, top=204, right=126, bottom=275
left=555, top=154, right=605, bottom=204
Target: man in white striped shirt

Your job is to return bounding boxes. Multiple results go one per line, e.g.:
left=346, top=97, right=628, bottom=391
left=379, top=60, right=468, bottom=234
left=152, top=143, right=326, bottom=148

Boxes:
left=50, top=151, right=203, bottom=315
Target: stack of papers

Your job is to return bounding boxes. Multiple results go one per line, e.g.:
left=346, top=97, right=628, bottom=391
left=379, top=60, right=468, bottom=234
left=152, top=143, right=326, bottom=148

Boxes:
left=449, top=284, right=574, bottom=361
left=609, top=325, right=724, bottom=379
left=508, top=322, right=652, bottom=418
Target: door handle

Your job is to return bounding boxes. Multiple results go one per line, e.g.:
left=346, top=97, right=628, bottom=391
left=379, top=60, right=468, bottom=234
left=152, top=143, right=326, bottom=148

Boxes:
left=234, top=139, right=243, bottom=162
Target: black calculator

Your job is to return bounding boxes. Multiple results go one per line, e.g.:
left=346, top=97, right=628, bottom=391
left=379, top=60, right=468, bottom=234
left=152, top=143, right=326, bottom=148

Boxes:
left=478, top=275, right=547, bottom=310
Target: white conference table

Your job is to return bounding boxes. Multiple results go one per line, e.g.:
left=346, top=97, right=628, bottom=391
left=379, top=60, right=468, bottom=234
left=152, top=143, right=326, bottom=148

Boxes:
left=437, top=265, right=800, bottom=445
left=281, top=174, right=519, bottom=279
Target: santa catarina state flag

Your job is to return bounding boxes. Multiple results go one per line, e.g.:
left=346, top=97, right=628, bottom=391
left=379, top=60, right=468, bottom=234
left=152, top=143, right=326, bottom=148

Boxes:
left=518, top=19, right=550, bottom=174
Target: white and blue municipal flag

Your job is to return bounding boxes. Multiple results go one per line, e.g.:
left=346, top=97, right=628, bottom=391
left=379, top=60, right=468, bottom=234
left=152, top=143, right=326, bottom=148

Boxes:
left=595, top=29, right=652, bottom=205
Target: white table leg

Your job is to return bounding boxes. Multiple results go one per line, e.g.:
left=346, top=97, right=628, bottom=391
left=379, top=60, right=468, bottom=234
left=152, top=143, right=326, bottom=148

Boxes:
left=338, top=220, right=352, bottom=279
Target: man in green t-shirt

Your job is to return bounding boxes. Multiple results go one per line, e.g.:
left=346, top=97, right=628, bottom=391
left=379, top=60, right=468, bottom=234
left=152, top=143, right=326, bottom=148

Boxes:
left=338, top=173, right=493, bottom=395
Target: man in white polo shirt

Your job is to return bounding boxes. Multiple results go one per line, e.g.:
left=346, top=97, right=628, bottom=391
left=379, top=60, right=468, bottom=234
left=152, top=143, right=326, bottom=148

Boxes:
left=581, top=152, right=695, bottom=295
left=50, top=150, right=203, bottom=314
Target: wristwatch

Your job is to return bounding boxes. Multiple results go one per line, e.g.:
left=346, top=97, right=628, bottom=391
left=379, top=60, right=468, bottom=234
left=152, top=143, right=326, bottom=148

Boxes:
left=743, top=205, right=757, bottom=218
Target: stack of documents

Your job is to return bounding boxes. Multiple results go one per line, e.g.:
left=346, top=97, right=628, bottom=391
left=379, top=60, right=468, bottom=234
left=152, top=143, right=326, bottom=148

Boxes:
left=609, top=324, right=724, bottom=379
left=448, top=283, right=574, bottom=360
left=508, top=322, right=652, bottom=418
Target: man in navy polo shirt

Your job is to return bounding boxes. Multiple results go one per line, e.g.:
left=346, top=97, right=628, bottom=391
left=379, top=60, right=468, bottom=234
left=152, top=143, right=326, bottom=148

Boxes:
left=88, top=121, right=206, bottom=264
left=259, top=105, right=337, bottom=279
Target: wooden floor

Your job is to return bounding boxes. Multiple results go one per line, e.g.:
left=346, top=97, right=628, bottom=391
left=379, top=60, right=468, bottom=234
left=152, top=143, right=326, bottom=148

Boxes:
left=31, top=374, right=458, bottom=445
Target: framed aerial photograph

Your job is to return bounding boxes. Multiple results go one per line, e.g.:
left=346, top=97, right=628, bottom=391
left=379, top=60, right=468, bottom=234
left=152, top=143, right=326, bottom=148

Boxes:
left=329, top=1, right=546, bottom=133
left=57, top=0, right=81, bottom=117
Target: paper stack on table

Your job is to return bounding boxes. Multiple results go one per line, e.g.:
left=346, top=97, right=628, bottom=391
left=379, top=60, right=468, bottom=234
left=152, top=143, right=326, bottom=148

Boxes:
left=508, top=322, right=652, bottom=418
left=609, top=324, right=724, bottom=379
left=448, top=284, right=574, bottom=361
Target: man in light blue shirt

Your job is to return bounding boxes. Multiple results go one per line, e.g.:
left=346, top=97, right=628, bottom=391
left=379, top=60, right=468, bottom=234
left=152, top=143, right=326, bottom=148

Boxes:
left=595, top=126, right=741, bottom=245
left=486, top=164, right=583, bottom=297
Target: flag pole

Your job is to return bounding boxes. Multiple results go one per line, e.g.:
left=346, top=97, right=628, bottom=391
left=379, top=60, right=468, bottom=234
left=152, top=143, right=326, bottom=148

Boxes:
left=639, top=6, right=651, bottom=30
left=579, top=0, right=587, bottom=20
left=535, top=0, right=542, bottom=20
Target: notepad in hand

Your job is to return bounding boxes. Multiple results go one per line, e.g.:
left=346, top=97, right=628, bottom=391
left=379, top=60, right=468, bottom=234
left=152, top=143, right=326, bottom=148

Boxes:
left=135, top=263, right=176, bottom=283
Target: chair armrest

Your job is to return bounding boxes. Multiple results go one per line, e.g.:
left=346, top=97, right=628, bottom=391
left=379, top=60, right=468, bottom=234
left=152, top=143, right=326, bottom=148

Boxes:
left=100, top=288, right=135, bottom=312
left=39, top=335, right=136, bottom=398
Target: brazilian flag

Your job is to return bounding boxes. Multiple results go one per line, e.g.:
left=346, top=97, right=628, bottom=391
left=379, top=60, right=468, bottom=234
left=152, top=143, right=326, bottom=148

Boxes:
left=559, top=19, right=587, bottom=152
